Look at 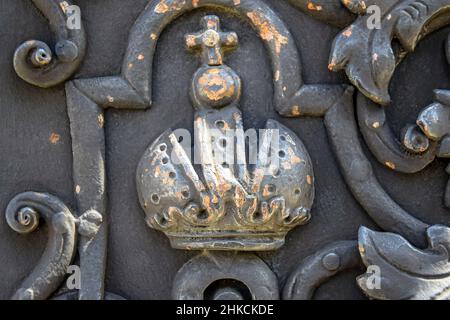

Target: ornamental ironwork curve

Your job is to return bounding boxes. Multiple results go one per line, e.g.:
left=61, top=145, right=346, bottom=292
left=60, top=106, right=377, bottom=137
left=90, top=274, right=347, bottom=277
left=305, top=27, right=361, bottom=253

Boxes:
left=5, top=0, right=450, bottom=300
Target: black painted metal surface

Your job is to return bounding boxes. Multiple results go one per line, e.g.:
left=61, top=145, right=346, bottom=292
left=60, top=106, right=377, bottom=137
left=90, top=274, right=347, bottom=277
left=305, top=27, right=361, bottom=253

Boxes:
left=0, top=0, right=449, bottom=300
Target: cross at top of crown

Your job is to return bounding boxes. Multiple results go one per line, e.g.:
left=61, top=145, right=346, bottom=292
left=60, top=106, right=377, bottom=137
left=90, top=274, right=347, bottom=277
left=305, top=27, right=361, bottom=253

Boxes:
left=185, top=15, right=238, bottom=66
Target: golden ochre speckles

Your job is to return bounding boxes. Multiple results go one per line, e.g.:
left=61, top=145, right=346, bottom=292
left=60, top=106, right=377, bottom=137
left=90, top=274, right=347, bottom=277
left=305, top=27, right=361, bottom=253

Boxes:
left=192, top=0, right=199, bottom=7
left=185, top=35, right=197, bottom=47
left=292, top=105, right=301, bottom=116
left=275, top=70, right=280, bottom=82
left=246, top=11, right=288, bottom=54
left=154, top=166, right=175, bottom=186
left=154, top=0, right=186, bottom=13
left=226, top=34, right=237, bottom=46
left=150, top=33, right=157, bottom=40
left=75, top=185, right=81, bottom=194
left=306, top=175, right=313, bottom=185
left=385, top=161, right=396, bottom=170
left=198, top=69, right=235, bottom=101
left=307, top=1, right=323, bottom=11
left=59, top=1, right=69, bottom=13
left=288, top=148, right=302, bottom=165
left=98, top=114, right=104, bottom=128
left=281, top=161, right=292, bottom=170
left=342, top=26, right=353, bottom=37
left=235, top=190, right=245, bottom=208
left=328, top=60, right=336, bottom=71
left=137, top=54, right=145, bottom=61
left=262, top=184, right=276, bottom=198
left=49, top=132, right=61, bottom=144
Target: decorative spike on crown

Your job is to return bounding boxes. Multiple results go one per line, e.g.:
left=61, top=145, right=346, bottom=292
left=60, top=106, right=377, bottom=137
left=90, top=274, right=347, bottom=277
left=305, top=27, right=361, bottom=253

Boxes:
left=136, top=16, right=315, bottom=251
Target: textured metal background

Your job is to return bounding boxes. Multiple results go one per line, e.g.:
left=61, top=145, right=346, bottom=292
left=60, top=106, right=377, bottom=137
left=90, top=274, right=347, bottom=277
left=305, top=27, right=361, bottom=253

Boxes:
left=0, top=0, right=448, bottom=299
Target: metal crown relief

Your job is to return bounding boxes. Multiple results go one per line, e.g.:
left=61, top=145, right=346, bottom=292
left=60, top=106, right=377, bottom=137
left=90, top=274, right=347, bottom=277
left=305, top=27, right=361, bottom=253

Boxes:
left=136, top=16, right=314, bottom=251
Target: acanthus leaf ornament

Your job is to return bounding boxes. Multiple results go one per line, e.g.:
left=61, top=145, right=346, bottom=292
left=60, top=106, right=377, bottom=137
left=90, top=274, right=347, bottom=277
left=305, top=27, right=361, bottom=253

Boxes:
left=356, top=93, right=438, bottom=174
left=329, top=0, right=450, bottom=105
left=324, top=0, right=450, bottom=206
left=357, top=226, right=450, bottom=300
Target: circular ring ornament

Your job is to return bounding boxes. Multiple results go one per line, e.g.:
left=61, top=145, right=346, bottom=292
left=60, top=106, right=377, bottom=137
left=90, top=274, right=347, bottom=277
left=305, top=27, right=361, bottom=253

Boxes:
left=172, top=252, right=279, bottom=300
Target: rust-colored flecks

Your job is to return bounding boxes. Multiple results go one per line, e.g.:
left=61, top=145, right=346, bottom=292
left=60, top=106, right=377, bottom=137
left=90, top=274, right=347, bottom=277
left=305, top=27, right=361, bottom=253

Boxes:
left=197, top=68, right=235, bottom=101
left=246, top=11, right=288, bottom=54
left=275, top=70, right=280, bottom=82
left=97, top=114, right=105, bottom=128
left=307, top=1, right=323, bottom=11
left=136, top=15, right=315, bottom=252
left=262, top=184, right=276, bottom=198
left=289, top=151, right=303, bottom=165
left=49, top=132, right=61, bottom=144
left=328, top=60, right=336, bottom=71
left=154, top=165, right=176, bottom=186
left=154, top=0, right=186, bottom=14
left=185, top=35, right=197, bottom=48
left=342, top=26, right=353, bottom=38
left=59, top=1, right=70, bottom=13
left=385, top=161, right=396, bottom=170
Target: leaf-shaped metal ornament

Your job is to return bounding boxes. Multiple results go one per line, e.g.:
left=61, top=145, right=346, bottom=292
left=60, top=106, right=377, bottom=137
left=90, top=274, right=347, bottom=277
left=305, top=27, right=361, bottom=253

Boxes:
left=357, top=226, right=450, bottom=300
left=329, top=0, right=450, bottom=105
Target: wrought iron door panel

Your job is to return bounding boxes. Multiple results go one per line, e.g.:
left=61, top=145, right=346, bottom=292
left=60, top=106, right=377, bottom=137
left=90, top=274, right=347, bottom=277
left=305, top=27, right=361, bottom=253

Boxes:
left=0, top=0, right=449, bottom=300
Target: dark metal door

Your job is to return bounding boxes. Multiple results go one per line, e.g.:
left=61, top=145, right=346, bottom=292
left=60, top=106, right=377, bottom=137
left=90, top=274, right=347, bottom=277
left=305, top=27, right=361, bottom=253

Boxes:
left=0, top=0, right=449, bottom=300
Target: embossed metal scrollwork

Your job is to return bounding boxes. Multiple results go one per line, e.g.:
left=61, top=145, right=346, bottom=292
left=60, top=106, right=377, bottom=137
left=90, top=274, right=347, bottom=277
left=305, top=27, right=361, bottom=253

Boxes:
left=328, top=0, right=450, bottom=206
left=5, top=192, right=77, bottom=300
left=283, top=241, right=361, bottom=300
left=358, top=225, right=450, bottom=300
left=173, top=252, right=279, bottom=300
left=283, top=0, right=450, bottom=300
left=13, top=0, right=86, bottom=88
left=329, top=0, right=450, bottom=105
